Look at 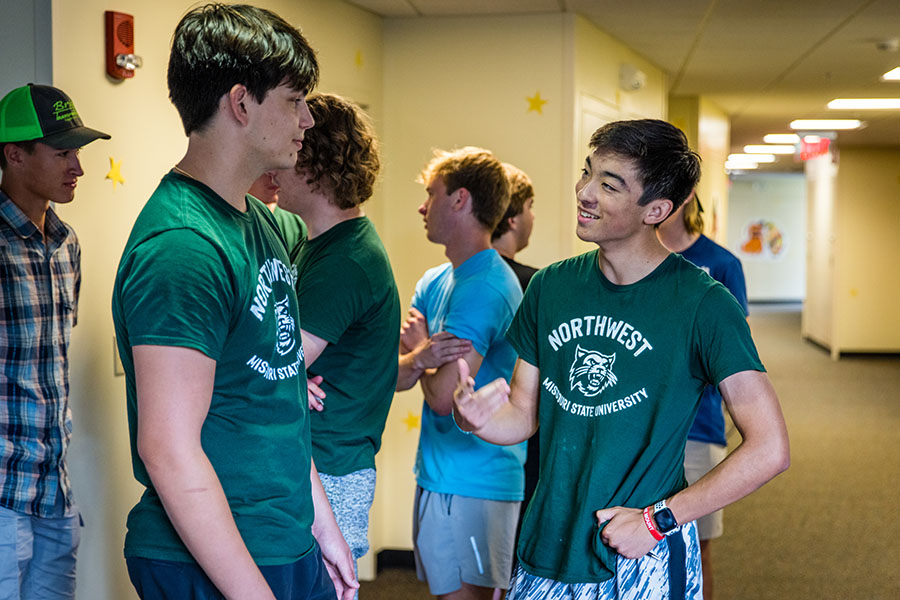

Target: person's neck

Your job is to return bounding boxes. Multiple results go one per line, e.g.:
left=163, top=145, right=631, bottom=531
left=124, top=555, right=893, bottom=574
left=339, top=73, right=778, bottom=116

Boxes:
left=303, top=200, right=364, bottom=240
left=595, top=232, right=671, bottom=286
left=444, top=227, right=492, bottom=269
left=0, top=179, right=49, bottom=236
left=176, top=133, right=259, bottom=212
left=492, top=233, right=518, bottom=260
left=657, top=223, right=700, bottom=254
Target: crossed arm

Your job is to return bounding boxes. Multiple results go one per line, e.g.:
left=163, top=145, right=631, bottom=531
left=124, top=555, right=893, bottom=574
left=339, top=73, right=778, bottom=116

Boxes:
left=453, top=363, right=790, bottom=558
left=134, top=345, right=357, bottom=599
left=395, top=307, right=475, bottom=413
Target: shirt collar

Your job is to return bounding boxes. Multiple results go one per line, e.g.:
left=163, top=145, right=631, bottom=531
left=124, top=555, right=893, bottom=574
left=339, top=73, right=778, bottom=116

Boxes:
left=0, top=189, right=69, bottom=247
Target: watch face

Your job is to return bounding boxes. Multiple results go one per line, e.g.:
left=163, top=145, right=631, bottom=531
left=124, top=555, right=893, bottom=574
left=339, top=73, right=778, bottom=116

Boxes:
left=654, top=507, right=678, bottom=533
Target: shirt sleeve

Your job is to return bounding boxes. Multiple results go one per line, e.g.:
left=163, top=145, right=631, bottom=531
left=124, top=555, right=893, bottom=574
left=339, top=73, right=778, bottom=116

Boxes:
left=719, top=257, right=749, bottom=316
left=295, top=254, right=370, bottom=344
left=117, top=228, right=234, bottom=360
left=692, top=284, right=764, bottom=386
left=442, top=280, right=510, bottom=358
left=505, top=268, right=543, bottom=367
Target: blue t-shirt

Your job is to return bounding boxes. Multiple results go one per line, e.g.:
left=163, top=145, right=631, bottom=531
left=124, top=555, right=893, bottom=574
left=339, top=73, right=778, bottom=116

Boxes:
left=680, top=235, right=749, bottom=446
left=412, top=249, right=526, bottom=501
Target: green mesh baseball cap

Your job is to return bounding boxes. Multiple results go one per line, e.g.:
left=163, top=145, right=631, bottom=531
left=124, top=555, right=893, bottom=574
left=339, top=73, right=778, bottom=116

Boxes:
left=0, top=83, right=110, bottom=149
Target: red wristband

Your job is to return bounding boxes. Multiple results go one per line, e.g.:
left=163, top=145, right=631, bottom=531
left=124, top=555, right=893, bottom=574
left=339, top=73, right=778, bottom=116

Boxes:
left=643, top=506, right=664, bottom=541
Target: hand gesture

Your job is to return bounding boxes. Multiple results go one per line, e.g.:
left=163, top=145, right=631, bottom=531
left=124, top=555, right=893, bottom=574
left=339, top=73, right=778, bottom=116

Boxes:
left=594, top=506, right=658, bottom=559
left=399, top=308, right=429, bottom=354
left=452, top=358, right=510, bottom=433
left=411, top=332, right=473, bottom=370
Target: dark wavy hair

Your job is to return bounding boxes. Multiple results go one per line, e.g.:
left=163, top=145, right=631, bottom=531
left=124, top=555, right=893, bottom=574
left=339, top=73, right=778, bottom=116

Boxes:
left=589, top=119, right=701, bottom=211
left=168, top=3, right=319, bottom=135
left=418, top=147, right=510, bottom=232
left=492, top=163, right=534, bottom=240
left=294, top=94, right=380, bottom=208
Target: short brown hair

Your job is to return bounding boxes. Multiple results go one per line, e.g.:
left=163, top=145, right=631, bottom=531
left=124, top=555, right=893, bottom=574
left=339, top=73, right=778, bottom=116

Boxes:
left=294, top=94, right=380, bottom=208
left=418, top=147, right=510, bottom=231
left=492, top=163, right=534, bottom=240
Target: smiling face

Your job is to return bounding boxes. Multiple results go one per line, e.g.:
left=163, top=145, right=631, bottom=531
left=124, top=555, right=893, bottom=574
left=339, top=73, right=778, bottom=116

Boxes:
left=575, top=150, right=669, bottom=246
left=248, top=82, right=315, bottom=172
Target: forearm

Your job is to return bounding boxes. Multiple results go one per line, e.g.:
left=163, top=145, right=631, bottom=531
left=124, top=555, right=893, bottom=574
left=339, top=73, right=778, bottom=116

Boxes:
left=468, top=398, right=536, bottom=445
left=420, top=366, right=457, bottom=415
left=668, top=429, right=789, bottom=526
left=310, top=461, right=341, bottom=540
left=668, top=372, right=789, bottom=525
left=396, top=350, right=426, bottom=391
left=145, top=447, right=273, bottom=599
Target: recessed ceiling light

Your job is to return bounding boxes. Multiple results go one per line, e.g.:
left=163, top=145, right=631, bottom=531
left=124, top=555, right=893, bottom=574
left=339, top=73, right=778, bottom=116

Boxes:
left=763, top=134, right=800, bottom=144
left=827, top=98, right=900, bottom=109
left=728, top=153, right=776, bottom=163
left=881, top=67, right=900, bottom=81
left=790, top=119, right=863, bottom=130
left=744, top=145, right=795, bottom=154
left=725, top=162, right=758, bottom=170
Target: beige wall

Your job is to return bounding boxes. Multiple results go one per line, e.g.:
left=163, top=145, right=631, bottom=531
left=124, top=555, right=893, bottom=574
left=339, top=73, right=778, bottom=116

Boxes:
left=832, top=147, right=900, bottom=353
left=49, top=1, right=383, bottom=597
left=802, top=152, right=837, bottom=352
left=668, top=95, right=731, bottom=242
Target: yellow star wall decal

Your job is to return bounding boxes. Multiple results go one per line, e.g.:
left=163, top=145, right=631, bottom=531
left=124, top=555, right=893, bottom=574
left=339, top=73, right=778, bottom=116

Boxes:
left=106, top=157, right=125, bottom=189
left=526, top=91, right=548, bottom=114
left=401, top=411, right=420, bottom=432
left=355, top=50, right=364, bottom=69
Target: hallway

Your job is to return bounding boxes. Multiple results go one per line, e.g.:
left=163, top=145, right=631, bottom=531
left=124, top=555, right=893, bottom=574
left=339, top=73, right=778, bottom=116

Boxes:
left=362, top=305, right=900, bottom=599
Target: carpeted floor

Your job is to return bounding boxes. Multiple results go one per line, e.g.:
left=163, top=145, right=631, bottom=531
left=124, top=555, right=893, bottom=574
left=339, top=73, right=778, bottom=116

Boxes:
left=360, top=305, right=900, bottom=599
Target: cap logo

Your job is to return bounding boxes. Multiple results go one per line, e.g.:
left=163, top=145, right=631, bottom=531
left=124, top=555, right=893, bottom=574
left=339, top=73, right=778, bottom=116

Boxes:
left=52, top=100, right=79, bottom=123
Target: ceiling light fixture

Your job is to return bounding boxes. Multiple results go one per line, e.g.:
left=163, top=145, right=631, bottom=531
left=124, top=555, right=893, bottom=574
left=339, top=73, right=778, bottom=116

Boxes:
left=728, top=153, right=776, bottom=163
left=724, top=162, right=758, bottom=170
left=744, top=144, right=795, bottom=154
left=882, top=67, right=900, bottom=81
left=827, top=98, right=900, bottom=109
left=790, top=119, right=862, bottom=130
left=763, top=134, right=800, bottom=144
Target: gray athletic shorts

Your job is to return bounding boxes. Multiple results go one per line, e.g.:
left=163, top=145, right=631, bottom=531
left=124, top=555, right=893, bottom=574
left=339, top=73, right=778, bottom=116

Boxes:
left=318, top=468, right=376, bottom=560
left=507, top=521, right=702, bottom=600
left=412, top=486, right=520, bottom=595
left=683, top=440, right=727, bottom=540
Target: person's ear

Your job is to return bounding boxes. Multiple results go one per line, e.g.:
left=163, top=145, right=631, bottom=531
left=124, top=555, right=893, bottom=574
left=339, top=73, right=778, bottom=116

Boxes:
left=3, top=144, right=25, bottom=168
left=452, top=187, right=470, bottom=212
left=226, top=84, right=251, bottom=126
left=644, top=198, right=673, bottom=225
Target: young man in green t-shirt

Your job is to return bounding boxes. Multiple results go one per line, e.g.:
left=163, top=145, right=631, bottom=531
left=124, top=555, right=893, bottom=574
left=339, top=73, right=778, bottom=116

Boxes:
left=453, top=119, right=790, bottom=599
left=112, top=5, right=356, bottom=599
left=274, top=94, right=401, bottom=593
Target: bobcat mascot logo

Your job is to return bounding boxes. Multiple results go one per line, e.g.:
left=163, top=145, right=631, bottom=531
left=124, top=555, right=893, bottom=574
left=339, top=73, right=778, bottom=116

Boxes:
left=273, top=295, right=296, bottom=356
left=569, top=345, right=617, bottom=397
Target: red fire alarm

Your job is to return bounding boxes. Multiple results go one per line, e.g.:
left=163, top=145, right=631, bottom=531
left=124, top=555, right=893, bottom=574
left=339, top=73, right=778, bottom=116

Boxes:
left=105, top=11, right=142, bottom=80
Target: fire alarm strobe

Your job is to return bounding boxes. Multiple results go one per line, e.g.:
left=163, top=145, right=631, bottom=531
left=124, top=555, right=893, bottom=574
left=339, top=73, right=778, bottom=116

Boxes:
left=105, top=11, right=142, bottom=80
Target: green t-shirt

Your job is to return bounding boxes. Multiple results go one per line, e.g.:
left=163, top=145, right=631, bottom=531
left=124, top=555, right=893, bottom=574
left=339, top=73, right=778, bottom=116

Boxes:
left=112, top=171, right=315, bottom=565
left=272, top=205, right=308, bottom=256
left=506, top=250, right=764, bottom=583
left=294, top=217, right=401, bottom=476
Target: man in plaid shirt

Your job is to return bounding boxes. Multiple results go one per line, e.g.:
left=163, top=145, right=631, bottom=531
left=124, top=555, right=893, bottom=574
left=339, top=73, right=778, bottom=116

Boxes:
left=0, top=83, right=109, bottom=598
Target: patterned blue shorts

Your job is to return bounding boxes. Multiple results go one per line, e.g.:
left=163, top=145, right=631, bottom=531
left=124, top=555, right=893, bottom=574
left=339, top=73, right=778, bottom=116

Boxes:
left=507, top=521, right=702, bottom=600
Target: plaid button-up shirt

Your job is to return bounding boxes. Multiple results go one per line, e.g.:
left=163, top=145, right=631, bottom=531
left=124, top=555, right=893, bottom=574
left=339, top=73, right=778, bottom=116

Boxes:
left=0, top=190, right=80, bottom=517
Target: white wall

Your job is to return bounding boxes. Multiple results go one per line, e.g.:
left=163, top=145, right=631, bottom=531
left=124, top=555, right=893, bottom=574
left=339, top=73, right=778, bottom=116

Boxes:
left=727, top=173, right=807, bottom=302
left=802, top=152, right=836, bottom=350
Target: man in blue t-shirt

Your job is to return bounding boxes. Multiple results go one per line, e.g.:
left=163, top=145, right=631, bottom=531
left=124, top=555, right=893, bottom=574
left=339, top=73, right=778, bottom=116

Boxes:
left=396, top=147, right=525, bottom=599
left=658, top=191, right=748, bottom=600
